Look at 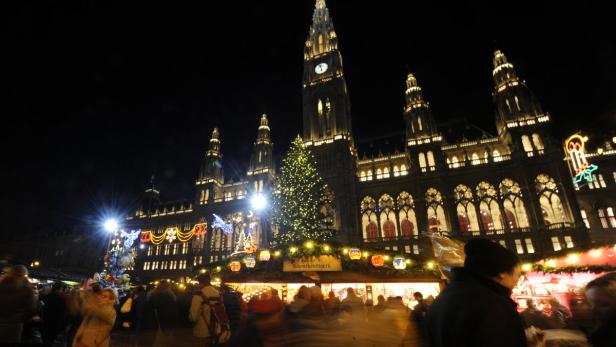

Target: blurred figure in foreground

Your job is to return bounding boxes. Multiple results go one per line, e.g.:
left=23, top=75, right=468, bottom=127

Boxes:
left=428, top=238, right=533, bottom=347
left=0, top=265, right=37, bottom=345
left=72, top=287, right=117, bottom=347
left=585, top=272, right=616, bottom=347
left=41, top=282, right=67, bottom=346
left=520, top=298, right=555, bottom=330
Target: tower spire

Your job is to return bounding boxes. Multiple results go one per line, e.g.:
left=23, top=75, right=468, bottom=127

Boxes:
left=249, top=114, right=274, bottom=176
left=404, top=73, right=438, bottom=142
left=198, top=127, right=223, bottom=183
left=305, top=0, right=338, bottom=61
left=491, top=49, right=547, bottom=134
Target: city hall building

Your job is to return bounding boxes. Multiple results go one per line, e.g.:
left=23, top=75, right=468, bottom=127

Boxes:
left=126, top=0, right=613, bottom=280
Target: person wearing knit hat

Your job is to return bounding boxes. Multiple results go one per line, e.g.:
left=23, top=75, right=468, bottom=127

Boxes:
left=427, top=238, right=530, bottom=347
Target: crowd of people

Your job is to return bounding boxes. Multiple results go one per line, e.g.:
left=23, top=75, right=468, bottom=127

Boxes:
left=1, top=238, right=616, bottom=347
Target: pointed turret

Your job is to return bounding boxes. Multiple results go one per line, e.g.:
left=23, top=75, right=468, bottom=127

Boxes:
left=196, top=128, right=224, bottom=204
left=302, top=0, right=352, bottom=143
left=304, top=0, right=338, bottom=61
left=248, top=114, right=275, bottom=177
left=492, top=50, right=547, bottom=133
left=404, top=73, right=439, bottom=142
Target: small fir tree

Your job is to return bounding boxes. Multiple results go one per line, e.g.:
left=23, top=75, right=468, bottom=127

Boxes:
left=271, top=136, right=332, bottom=246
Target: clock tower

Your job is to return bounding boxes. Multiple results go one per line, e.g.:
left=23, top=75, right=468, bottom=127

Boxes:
left=302, top=0, right=358, bottom=242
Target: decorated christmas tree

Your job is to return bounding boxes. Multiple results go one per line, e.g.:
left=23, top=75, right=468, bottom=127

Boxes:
left=271, top=135, right=333, bottom=246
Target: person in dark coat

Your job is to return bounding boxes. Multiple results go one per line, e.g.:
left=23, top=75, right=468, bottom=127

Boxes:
left=584, top=272, right=616, bottom=347
left=41, top=282, right=67, bottom=347
left=0, top=265, right=37, bottom=344
left=139, top=282, right=178, bottom=347
left=427, top=238, right=530, bottom=347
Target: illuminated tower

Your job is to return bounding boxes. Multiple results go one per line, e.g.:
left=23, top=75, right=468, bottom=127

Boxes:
left=403, top=73, right=443, bottom=172
left=302, top=0, right=358, bottom=241
left=247, top=114, right=275, bottom=194
left=492, top=50, right=551, bottom=154
left=196, top=127, right=223, bottom=204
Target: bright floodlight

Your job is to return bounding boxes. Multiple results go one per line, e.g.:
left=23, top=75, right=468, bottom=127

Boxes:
left=104, top=219, right=119, bottom=232
left=251, top=194, right=267, bottom=210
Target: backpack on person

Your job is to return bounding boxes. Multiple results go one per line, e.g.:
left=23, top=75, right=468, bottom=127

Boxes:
left=197, top=292, right=231, bottom=346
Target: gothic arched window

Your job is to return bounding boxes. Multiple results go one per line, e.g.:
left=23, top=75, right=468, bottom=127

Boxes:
left=476, top=181, right=504, bottom=232
left=426, top=188, right=448, bottom=233
left=471, top=153, right=480, bottom=165
left=427, top=151, right=436, bottom=169
left=532, top=133, right=544, bottom=151
left=379, top=194, right=397, bottom=239
left=419, top=152, right=427, bottom=169
left=536, top=174, right=568, bottom=225
left=451, top=156, right=459, bottom=168
left=397, top=191, right=417, bottom=238
left=522, top=135, right=534, bottom=155
left=499, top=179, right=530, bottom=229
left=454, top=184, right=480, bottom=235
left=493, top=149, right=502, bottom=162
left=361, top=196, right=379, bottom=240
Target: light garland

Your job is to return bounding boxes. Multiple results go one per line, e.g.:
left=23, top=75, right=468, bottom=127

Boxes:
left=204, top=241, right=438, bottom=277
left=142, top=223, right=207, bottom=245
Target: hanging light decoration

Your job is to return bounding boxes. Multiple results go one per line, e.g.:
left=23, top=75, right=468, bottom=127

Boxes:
left=393, top=256, right=407, bottom=270
left=230, top=261, right=241, bottom=272
left=259, top=250, right=271, bottom=262
left=349, top=248, right=361, bottom=260
left=371, top=255, right=384, bottom=267
left=244, top=257, right=256, bottom=268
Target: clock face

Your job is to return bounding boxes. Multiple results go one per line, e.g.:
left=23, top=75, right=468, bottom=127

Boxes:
left=315, top=62, right=328, bottom=74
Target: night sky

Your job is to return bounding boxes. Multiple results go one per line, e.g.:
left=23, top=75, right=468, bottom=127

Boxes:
left=4, top=1, right=615, bottom=234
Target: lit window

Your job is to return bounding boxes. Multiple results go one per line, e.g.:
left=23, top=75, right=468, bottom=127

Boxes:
left=427, top=151, right=436, bottom=169
left=376, top=168, right=383, bottom=180
left=598, top=174, right=606, bottom=188
left=360, top=171, right=366, bottom=181
left=514, top=96, right=521, bottom=110
left=419, top=153, right=426, bottom=169
left=564, top=236, right=574, bottom=248
left=608, top=207, right=616, bottom=228
left=182, top=243, right=189, bottom=254
left=147, top=246, right=152, bottom=256
left=393, top=166, right=399, bottom=177
left=471, top=153, right=480, bottom=165
left=532, top=133, right=544, bottom=151
left=499, top=240, right=507, bottom=248
left=598, top=209, right=609, bottom=228
left=383, top=167, right=390, bottom=179
left=525, top=239, right=535, bottom=254
left=493, top=149, right=502, bottom=162
left=580, top=210, right=590, bottom=229
left=522, top=135, right=533, bottom=156
left=551, top=237, right=562, bottom=251
left=366, top=170, right=373, bottom=181
left=405, top=245, right=411, bottom=254
left=451, top=156, right=459, bottom=168
left=515, top=239, right=524, bottom=254
left=400, top=164, right=408, bottom=176
left=613, top=171, right=616, bottom=183
left=418, top=116, right=423, bottom=131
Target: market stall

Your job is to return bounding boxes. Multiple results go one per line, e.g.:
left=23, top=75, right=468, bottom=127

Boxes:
left=512, top=245, right=616, bottom=313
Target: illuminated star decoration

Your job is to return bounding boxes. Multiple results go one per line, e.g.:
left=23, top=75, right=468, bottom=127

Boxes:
left=121, top=230, right=141, bottom=248
left=212, top=214, right=233, bottom=234
left=165, top=228, right=177, bottom=242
